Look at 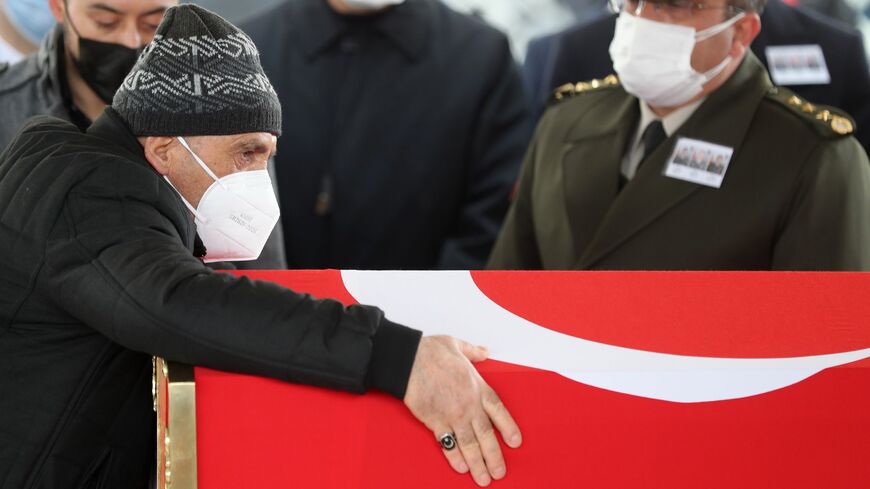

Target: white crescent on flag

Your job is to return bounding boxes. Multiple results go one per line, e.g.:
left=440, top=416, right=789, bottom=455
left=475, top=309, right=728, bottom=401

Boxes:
left=342, top=270, right=870, bottom=404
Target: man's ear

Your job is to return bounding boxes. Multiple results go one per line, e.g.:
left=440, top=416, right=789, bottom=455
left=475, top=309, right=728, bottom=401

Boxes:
left=731, top=14, right=761, bottom=57
left=139, top=136, right=177, bottom=176
left=47, top=0, right=65, bottom=24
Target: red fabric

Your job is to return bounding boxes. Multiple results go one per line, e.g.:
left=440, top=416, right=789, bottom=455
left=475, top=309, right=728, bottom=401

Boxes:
left=197, top=272, right=870, bottom=488
left=472, top=271, right=870, bottom=357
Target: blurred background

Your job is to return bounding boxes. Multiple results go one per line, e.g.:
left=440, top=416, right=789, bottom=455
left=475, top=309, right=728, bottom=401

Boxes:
left=189, top=0, right=870, bottom=61
left=2, top=0, right=867, bottom=63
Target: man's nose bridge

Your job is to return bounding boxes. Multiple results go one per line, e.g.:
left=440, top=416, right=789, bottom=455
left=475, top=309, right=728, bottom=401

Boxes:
left=635, top=0, right=677, bottom=22
left=117, top=19, right=143, bottom=49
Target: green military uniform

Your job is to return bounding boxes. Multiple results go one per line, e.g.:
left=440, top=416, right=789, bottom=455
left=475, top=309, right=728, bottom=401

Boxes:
left=488, top=53, right=870, bottom=271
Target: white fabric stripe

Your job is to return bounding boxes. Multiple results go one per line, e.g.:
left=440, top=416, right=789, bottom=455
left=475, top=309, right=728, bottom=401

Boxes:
left=341, top=270, right=870, bottom=403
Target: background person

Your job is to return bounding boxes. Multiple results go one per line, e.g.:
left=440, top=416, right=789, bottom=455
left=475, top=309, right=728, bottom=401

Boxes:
left=0, top=0, right=54, bottom=63
left=242, top=0, right=533, bottom=270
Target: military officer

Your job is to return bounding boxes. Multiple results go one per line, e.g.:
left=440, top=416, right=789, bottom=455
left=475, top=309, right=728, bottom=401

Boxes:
left=534, top=0, right=870, bottom=152
left=489, top=0, right=870, bottom=271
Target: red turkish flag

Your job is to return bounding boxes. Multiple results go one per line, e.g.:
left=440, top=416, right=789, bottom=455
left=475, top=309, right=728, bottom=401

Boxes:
left=195, top=271, right=870, bottom=488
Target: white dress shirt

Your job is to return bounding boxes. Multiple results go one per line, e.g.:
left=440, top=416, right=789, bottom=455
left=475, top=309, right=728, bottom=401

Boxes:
left=621, top=98, right=706, bottom=180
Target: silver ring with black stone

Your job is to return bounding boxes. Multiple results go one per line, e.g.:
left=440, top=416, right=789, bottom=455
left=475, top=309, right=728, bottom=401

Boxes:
left=439, top=432, right=457, bottom=451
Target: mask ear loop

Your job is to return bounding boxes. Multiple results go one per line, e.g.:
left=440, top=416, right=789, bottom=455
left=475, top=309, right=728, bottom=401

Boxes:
left=695, top=12, right=745, bottom=42
left=61, top=0, right=85, bottom=40
left=176, top=136, right=230, bottom=192
left=633, top=0, right=646, bottom=15
left=162, top=175, right=209, bottom=224
left=165, top=137, right=225, bottom=224
left=702, top=53, right=733, bottom=81
left=693, top=12, right=745, bottom=82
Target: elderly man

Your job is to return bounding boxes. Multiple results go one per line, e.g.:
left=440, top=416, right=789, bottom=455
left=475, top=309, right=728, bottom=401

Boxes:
left=0, top=6, right=520, bottom=488
left=489, top=0, right=870, bottom=271
left=0, top=0, right=287, bottom=268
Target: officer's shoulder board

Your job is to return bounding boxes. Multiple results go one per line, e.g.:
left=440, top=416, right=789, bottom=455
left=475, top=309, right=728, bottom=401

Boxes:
left=548, top=75, right=620, bottom=107
left=766, top=86, right=854, bottom=138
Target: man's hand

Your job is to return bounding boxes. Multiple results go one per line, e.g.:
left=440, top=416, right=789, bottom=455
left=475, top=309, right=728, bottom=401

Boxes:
left=404, top=336, right=522, bottom=487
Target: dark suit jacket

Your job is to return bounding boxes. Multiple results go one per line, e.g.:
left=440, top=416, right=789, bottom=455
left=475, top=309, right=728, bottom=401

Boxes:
left=243, top=0, right=533, bottom=270
left=522, top=34, right=562, bottom=119
left=530, top=0, right=870, bottom=151
left=490, top=54, right=870, bottom=271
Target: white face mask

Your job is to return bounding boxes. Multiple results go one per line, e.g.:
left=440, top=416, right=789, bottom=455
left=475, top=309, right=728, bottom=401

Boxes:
left=342, top=0, right=405, bottom=9
left=609, top=10, right=745, bottom=108
left=167, top=137, right=281, bottom=263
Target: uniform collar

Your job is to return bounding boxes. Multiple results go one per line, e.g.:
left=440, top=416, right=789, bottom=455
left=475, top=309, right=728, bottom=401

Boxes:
left=292, top=0, right=431, bottom=61
left=637, top=97, right=705, bottom=140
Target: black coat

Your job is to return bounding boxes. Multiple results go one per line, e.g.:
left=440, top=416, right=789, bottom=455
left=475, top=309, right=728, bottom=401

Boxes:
left=0, top=110, right=421, bottom=488
left=532, top=0, right=870, bottom=152
left=242, top=0, right=533, bottom=270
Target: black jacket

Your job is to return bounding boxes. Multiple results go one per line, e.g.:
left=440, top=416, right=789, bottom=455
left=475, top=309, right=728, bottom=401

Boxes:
left=242, top=0, right=533, bottom=270
left=532, top=0, right=870, bottom=151
left=0, top=110, right=421, bottom=488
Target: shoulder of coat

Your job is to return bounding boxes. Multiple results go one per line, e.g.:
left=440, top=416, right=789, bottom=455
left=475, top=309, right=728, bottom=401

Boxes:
left=548, top=74, right=620, bottom=107
left=765, top=86, right=855, bottom=138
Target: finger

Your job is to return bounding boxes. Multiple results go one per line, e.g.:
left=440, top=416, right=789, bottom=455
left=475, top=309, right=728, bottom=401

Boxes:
left=434, top=427, right=469, bottom=474
left=455, top=426, right=492, bottom=487
left=457, top=339, right=489, bottom=363
left=472, top=415, right=507, bottom=481
left=482, top=385, right=522, bottom=449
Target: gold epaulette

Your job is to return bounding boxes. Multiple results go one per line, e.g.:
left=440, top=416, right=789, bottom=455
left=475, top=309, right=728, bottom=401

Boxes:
left=548, top=75, right=620, bottom=106
left=767, top=86, right=854, bottom=137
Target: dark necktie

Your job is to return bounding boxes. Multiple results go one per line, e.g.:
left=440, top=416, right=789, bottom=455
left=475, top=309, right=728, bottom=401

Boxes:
left=640, top=120, right=667, bottom=164
left=619, top=120, right=668, bottom=191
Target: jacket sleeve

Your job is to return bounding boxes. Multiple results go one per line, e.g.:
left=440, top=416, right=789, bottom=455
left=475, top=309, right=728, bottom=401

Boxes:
left=436, top=34, right=534, bottom=270
left=42, top=165, right=421, bottom=399
left=487, top=130, right=543, bottom=270
left=772, top=136, right=870, bottom=271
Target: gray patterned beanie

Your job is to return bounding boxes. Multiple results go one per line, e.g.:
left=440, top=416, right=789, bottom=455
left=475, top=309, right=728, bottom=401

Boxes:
left=112, top=5, right=281, bottom=136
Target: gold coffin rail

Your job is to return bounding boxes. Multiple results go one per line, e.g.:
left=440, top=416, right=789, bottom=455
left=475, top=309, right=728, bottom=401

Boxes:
left=154, top=358, right=199, bottom=489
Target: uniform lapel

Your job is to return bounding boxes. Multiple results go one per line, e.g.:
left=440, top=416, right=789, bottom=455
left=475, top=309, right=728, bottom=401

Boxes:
left=561, top=93, right=638, bottom=262
left=576, top=54, right=773, bottom=269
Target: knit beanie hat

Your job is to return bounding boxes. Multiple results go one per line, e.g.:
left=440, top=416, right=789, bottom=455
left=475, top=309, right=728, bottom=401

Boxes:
left=111, top=5, right=281, bottom=136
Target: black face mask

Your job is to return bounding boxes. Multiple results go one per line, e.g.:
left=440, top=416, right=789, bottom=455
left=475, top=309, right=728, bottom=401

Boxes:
left=63, top=2, right=144, bottom=104
left=71, top=37, right=142, bottom=103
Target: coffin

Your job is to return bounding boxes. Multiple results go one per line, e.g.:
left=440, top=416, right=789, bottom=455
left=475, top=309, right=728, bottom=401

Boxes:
left=155, top=271, right=870, bottom=488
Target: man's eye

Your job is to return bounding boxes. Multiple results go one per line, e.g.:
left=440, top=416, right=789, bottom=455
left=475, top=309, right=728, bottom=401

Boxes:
left=96, top=21, right=118, bottom=29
